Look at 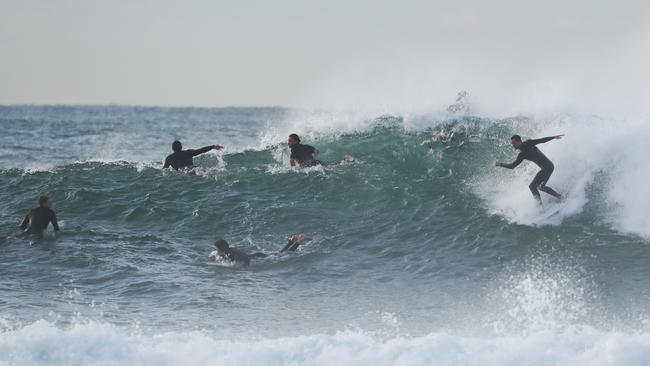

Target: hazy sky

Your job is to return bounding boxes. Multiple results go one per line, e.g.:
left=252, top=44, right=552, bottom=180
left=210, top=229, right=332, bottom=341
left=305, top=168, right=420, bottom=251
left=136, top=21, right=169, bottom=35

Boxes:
left=1, top=0, right=649, bottom=109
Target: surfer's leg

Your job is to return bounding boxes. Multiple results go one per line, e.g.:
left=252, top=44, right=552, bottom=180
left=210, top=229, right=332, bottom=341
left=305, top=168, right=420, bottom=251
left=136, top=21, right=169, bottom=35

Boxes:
left=539, top=185, right=561, bottom=199
left=279, top=234, right=312, bottom=253
left=529, top=172, right=543, bottom=203
left=538, top=168, right=562, bottom=199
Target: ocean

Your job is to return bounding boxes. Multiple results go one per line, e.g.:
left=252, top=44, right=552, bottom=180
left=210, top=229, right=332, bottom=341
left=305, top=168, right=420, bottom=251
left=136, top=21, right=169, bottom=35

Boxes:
left=1, top=104, right=650, bottom=365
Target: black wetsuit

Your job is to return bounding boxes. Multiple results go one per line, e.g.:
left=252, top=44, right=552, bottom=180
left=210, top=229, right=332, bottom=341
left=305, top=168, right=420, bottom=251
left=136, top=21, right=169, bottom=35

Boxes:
left=222, top=240, right=304, bottom=266
left=163, top=146, right=214, bottom=170
left=500, top=137, right=562, bottom=200
left=20, top=207, right=59, bottom=235
left=224, top=248, right=267, bottom=266
left=290, top=143, right=322, bottom=167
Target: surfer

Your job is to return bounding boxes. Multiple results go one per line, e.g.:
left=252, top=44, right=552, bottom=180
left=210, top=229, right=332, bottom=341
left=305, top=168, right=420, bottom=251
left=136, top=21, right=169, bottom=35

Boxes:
left=288, top=134, right=322, bottom=167
left=494, top=134, right=564, bottom=203
left=213, top=234, right=312, bottom=266
left=20, top=196, right=60, bottom=235
left=288, top=134, right=356, bottom=167
left=163, top=140, right=223, bottom=170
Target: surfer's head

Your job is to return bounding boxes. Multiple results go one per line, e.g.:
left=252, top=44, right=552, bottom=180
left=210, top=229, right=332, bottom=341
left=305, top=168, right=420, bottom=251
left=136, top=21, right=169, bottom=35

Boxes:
left=214, top=239, right=230, bottom=256
left=172, top=140, right=182, bottom=152
left=511, top=135, right=523, bottom=149
left=288, top=134, right=300, bottom=148
left=39, top=195, right=52, bottom=209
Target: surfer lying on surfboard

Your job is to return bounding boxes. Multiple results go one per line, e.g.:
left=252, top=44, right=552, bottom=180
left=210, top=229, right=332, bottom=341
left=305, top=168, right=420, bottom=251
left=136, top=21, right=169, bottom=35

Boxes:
left=494, top=134, right=564, bottom=204
left=213, top=234, right=312, bottom=266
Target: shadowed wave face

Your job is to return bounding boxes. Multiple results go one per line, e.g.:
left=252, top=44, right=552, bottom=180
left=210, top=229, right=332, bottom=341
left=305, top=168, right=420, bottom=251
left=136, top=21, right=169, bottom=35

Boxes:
left=1, top=105, right=649, bottom=365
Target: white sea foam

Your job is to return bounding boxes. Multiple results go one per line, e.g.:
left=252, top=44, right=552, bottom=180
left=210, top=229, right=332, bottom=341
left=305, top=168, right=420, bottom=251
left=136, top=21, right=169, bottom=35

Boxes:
left=2, top=320, right=650, bottom=366
left=0, top=245, right=640, bottom=366
left=484, top=253, right=596, bottom=334
left=0, top=254, right=633, bottom=366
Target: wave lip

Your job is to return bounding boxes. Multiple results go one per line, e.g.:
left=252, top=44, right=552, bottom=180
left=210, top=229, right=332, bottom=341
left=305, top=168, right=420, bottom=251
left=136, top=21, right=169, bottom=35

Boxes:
left=2, top=321, right=650, bottom=366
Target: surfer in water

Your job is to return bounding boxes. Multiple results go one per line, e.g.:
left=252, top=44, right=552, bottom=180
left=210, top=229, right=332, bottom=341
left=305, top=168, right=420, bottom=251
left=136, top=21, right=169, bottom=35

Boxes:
left=20, top=196, right=60, bottom=236
left=494, top=134, right=564, bottom=204
left=163, top=140, right=223, bottom=170
left=213, top=234, right=312, bottom=266
left=288, top=133, right=355, bottom=167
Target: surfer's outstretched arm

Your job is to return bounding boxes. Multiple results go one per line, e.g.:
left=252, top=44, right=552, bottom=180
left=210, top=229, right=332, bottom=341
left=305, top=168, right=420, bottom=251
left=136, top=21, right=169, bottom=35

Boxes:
left=189, top=145, right=222, bottom=157
left=495, top=152, right=523, bottom=169
left=529, top=135, right=563, bottom=145
left=280, top=234, right=312, bottom=253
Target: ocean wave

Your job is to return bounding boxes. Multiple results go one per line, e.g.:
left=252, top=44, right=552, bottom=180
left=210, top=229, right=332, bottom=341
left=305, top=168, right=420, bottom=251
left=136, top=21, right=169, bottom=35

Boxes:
left=2, top=112, right=649, bottom=240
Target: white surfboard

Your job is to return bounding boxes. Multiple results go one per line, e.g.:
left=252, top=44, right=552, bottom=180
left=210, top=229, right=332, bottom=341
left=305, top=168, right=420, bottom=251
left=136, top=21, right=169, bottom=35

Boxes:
left=537, top=200, right=567, bottom=220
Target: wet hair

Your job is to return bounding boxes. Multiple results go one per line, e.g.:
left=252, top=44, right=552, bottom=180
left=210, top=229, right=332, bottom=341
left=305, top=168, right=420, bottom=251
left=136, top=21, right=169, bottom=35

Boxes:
left=511, top=135, right=522, bottom=142
left=289, top=134, right=300, bottom=143
left=38, top=195, right=49, bottom=207
left=172, top=140, right=182, bottom=152
left=214, top=239, right=230, bottom=252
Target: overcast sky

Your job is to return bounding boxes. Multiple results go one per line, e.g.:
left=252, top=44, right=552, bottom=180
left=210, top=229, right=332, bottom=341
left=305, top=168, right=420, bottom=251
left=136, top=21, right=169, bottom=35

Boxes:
left=1, top=0, right=649, bottom=109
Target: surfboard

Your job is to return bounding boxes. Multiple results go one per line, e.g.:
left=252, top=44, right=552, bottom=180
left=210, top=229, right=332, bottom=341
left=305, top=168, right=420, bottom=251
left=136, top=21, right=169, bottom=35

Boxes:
left=537, top=200, right=567, bottom=220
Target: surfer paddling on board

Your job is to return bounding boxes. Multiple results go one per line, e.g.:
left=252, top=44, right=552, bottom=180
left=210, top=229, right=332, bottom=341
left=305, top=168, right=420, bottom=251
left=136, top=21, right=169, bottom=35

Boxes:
left=213, top=234, right=312, bottom=266
left=287, top=133, right=356, bottom=167
left=163, top=140, right=223, bottom=170
left=494, top=134, right=564, bottom=204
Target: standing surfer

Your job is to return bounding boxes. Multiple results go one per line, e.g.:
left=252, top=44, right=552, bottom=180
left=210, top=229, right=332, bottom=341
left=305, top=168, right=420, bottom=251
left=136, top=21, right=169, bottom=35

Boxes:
left=494, top=134, right=564, bottom=204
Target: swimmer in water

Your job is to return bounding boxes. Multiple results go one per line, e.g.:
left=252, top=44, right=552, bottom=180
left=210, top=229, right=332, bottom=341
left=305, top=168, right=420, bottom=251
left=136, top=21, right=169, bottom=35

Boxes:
left=20, top=196, right=59, bottom=236
left=213, top=234, right=312, bottom=266
left=163, top=140, right=223, bottom=170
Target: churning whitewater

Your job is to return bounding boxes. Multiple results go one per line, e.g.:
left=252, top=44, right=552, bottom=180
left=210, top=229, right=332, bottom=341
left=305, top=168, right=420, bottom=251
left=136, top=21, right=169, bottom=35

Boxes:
left=1, top=105, right=650, bottom=366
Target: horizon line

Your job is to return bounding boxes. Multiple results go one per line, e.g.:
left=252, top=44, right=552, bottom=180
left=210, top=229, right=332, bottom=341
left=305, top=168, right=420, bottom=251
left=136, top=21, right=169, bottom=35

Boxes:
left=0, top=102, right=290, bottom=109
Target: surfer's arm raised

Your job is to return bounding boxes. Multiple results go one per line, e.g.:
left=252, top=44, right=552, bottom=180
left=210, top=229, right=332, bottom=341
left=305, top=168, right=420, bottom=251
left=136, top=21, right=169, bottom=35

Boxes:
left=529, top=135, right=563, bottom=145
